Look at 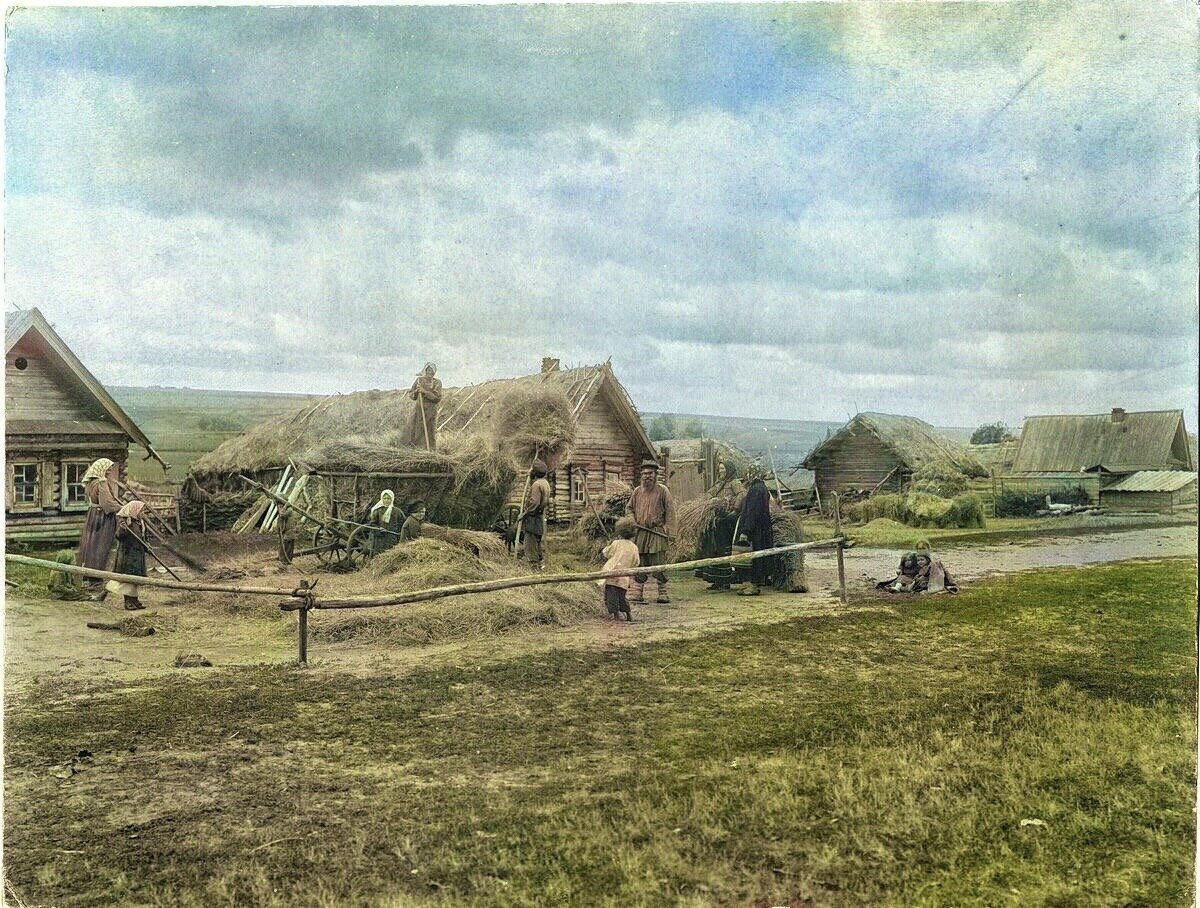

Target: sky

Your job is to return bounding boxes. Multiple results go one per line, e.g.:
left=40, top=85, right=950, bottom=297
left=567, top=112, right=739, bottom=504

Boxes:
left=5, top=2, right=1198, bottom=429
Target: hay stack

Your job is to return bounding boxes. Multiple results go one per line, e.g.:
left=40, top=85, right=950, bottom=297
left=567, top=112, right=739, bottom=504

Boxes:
left=490, top=388, right=577, bottom=466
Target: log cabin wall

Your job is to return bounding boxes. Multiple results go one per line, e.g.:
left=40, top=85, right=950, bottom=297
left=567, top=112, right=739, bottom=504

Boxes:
left=503, top=383, right=648, bottom=521
left=808, top=431, right=907, bottom=500
left=5, top=335, right=131, bottom=541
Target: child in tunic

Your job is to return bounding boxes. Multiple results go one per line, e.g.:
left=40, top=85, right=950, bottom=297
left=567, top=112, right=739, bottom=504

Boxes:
left=598, top=518, right=640, bottom=621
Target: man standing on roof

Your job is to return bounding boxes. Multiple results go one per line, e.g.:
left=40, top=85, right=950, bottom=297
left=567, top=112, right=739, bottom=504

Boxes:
left=626, top=459, right=675, bottom=604
left=406, top=362, right=442, bottom=450
left=521, top=460, right=552, bottom=570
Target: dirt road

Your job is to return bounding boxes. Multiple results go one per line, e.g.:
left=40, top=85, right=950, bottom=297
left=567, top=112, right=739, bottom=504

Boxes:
left=5, top=524, right=1195, bottom=687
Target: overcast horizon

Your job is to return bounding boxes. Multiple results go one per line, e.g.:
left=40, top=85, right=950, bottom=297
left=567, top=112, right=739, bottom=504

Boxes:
left=6, top=3, right=1198, bottom=429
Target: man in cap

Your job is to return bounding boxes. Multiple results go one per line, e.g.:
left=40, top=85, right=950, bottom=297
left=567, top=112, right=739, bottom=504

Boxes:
left=625, top=459, right=676, bottom=603
left=521, top=460, right=552, bottom=570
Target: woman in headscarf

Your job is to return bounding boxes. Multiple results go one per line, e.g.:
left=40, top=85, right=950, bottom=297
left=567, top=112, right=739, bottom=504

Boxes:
left=695, top=462, right=746, bottom=591
left=75, top=458, right=122, bottom=597
left=405, top=363, right=442, bottom=450
left=106, top=500, right=148, bottom=610
left=737, top=464, right=775, bottom=596
left=367, top=489, right=401, bottom=554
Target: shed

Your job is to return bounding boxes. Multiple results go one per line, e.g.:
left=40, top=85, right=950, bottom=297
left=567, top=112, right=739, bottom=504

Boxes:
left=801, top=412, right=982, bottom=503
left=1098, top=471, right=1197, bottom=514
left=5, top=308, right=164, bottom=541
left=1011, top=409, right=1193, bottom=475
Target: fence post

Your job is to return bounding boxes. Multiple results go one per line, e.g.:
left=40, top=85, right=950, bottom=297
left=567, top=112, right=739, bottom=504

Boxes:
left=297, top=580, right=313, bottom=666
left=833, top=492, right=848, bottom=605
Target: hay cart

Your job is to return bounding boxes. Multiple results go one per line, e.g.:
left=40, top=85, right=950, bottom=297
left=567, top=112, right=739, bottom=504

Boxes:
left=242, top=468, right=458, bottom=571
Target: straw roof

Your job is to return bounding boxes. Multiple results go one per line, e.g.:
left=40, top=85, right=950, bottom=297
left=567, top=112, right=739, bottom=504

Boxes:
left=1011, top=409, right=1193, bottom=474
left=802, top=412, right=985, bottom=475
left=190, top=361, right=652, bottom=478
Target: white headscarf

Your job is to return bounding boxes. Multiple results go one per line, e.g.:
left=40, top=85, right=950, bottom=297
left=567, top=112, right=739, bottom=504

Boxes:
left=82, top=458, right=115, bottom=484
left=370, top=489, right=394, bottom=524
left=117, top=500, right=146, bottom=519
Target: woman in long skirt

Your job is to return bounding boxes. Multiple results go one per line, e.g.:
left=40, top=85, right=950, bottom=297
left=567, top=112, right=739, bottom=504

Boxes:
left=107, top=500, right=148, bottom=610
left=74, top=458, right=122, bottom=598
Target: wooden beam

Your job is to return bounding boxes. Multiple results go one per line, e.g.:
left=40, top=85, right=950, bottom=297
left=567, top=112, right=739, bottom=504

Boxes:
left=5, top=553, right=310, bottom=598
left=283, top=538, right=845, bottom=611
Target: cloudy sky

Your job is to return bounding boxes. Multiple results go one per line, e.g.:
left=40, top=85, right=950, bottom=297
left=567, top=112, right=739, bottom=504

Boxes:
left=5, top=3, right=1197, bottom=427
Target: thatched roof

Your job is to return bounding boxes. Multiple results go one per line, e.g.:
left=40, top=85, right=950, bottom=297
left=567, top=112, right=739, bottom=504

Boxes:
left=966, top=438, right=1019, bottom=473
left=190, top=361, right=653, bottom=478
left=802, top=412, right=985, bottom=475
left=1011, top=409, right=1192, bottom=474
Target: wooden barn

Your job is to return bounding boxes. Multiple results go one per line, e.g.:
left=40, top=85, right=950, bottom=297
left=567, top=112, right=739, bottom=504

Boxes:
left=801, top=412, right=981, bottom=504
left=186, top=358, right=659, bottom=528
left=5, top=308, right=164, bottom=542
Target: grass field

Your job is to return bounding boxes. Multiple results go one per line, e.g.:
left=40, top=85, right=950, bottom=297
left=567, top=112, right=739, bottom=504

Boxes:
left=5, top=559, right=1195, bottom=907
left=109, top=386, right=316, bottom=483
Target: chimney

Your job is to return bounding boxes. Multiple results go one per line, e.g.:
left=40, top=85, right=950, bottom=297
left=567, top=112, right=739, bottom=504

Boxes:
left=541, top=357, right=560, bottom=374
left=1111, top=408, right=1126, bottom=423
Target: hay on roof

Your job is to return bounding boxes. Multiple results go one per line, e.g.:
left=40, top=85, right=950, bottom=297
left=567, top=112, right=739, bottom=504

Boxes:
left=490, top=387, right=577, bottom=466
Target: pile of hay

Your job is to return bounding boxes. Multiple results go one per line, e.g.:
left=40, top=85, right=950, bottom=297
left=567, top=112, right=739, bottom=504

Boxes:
left=579, top=477, right=633, bottom=540
left=909, top=460, right=972, bottom=498
left=848, top=492, right=986, bottom=529
left=675, top=496, right=725, bottom=555
left=490, top=387, right=577, bottom=465
left=314, top=537, right=600, bottom=648
left=419, top=523, right=509, bottom=561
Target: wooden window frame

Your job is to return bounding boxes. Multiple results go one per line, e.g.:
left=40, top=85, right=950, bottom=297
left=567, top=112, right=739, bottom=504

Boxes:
left=570, top=469, right=586, bottom=505
left=60, top=460, right=92, bottom=512
left=8, top=461, right=42, bottom=512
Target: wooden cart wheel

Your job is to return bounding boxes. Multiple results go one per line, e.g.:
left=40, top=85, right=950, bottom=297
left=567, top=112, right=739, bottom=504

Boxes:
left=312, top=524, right=344, bottom=566
left=344, top=527, right=373, bottom=571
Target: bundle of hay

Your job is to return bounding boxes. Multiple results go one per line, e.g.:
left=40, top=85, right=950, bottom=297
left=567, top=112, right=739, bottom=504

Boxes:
left=303, top=430, right=457, bottom=475
left=421, top=522, right=509, bottom=561
left=490, top=388, right=577, bottom=466
left=910, top=459, right=972, bottom=498
left=579, top=476, right=634, bottom=540
left=848, top=491, right=985, bottom=529
left=675, top=497, right=724, bottom=555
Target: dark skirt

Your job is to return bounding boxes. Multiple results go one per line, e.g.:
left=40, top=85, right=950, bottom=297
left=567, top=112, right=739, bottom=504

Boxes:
left=76, top=507, right=117, bottom=571
left=114, top=527, right=147, bottom=578
left=696, top=512, right=739, bottom=586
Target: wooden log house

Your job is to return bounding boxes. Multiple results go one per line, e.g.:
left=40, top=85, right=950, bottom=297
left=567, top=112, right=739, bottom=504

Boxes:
left=5, top=308, right=165, bottom=542
left=438, top=358, right=660, bottom=522
left=801, top=412, right=980, bottom=505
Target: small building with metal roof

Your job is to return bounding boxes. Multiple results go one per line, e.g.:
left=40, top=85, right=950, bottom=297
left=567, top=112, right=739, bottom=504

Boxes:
left=1098, top=470, right=1197, bottom=515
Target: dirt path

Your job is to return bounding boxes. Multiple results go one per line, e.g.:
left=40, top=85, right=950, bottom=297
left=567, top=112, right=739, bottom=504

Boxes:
left=5, top=525, right=1195, bottom=688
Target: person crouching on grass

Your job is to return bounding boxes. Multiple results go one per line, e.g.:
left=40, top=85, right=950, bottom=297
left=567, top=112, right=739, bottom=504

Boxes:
left=598, top=518, right=640, bottom=621
left=106, top=500, right=149, bottom=610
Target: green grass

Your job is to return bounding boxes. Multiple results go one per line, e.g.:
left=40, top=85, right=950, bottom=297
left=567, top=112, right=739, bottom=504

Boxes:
left=5, top=559, right=1196, bottom=907
left=109, top=386, right=315, bottom=482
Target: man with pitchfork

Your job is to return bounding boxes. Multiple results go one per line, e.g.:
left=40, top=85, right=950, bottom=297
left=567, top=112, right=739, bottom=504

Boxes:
left=625, top=460, right=676, bottom=604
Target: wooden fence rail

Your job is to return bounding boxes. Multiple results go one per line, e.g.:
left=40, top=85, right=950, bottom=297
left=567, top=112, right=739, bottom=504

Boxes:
left=7, top=537, right=850, bottom=667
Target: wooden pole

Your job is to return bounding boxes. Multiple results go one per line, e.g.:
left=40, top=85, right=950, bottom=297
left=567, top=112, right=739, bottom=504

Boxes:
left=298, top=605, right=309, bottom=665
left=833, top=492, right=847, bottom=605
left=282, top=538, right=844, bottom=611
left=5, top=553, right=310, bottom=598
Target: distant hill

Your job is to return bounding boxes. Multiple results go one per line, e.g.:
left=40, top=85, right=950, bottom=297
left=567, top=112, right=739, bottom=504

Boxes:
left=111, top=386, right=317, bottom=482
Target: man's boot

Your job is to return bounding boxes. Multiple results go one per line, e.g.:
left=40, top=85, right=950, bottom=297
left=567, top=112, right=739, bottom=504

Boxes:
left=124, top=595, right=146, bottom=611
left=656, top=581, right=670, bottom=604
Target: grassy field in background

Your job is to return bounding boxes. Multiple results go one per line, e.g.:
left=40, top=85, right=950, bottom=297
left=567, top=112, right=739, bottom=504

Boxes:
left=110, top=386, right=316, bottom=482
left=5, top=558, right=1195, bottom=907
